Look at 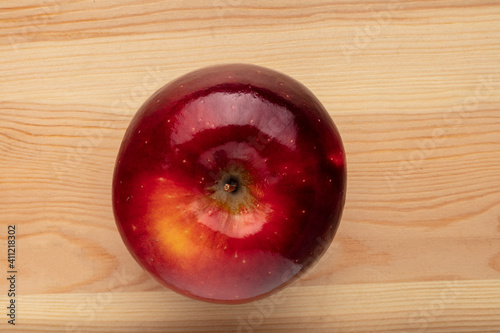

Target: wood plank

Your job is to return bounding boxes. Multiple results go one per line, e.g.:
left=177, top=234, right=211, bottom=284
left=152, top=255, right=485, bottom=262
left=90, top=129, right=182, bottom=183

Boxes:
left=3, top=280, right=500, bottom=332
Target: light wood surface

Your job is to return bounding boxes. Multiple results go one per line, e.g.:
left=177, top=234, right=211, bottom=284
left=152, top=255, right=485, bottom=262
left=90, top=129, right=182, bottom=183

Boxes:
left=1, top=1, right=500, bottom=332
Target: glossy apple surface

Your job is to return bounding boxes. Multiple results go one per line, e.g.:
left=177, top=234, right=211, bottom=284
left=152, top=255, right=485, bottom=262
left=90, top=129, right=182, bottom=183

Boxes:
left=113, top=64, right=346, bottom=304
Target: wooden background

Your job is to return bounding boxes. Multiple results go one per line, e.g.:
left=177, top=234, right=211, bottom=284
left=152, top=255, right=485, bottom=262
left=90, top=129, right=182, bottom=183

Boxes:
left=1, top=1, right=500, bottom=332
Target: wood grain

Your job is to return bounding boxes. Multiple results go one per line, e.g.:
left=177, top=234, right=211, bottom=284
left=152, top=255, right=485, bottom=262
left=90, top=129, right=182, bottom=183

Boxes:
left=1, top=0, right=500, bottom=332
left=2, top=280, right=500, bottom=333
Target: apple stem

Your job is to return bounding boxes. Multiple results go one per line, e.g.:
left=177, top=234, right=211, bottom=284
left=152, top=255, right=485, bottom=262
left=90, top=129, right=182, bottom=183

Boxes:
left=224, top=180, right=238, bottom=193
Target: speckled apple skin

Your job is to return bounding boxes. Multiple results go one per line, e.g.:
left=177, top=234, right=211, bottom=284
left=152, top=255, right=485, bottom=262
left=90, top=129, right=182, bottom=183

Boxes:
left=113, top=64, right=346, bottom=304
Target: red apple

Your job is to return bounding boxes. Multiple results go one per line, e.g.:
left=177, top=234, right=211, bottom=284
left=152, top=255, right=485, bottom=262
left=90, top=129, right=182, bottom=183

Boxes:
left=113, top=64, right=346, bottom=304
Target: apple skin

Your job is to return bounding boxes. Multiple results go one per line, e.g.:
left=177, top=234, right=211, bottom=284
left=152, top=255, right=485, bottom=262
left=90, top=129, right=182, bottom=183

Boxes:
left=113, top=64, right=346, bottom=304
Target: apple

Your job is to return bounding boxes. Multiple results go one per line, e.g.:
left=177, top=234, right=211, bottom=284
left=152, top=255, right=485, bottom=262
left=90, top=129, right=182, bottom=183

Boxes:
left=113, top=64, right=346, bottom=304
